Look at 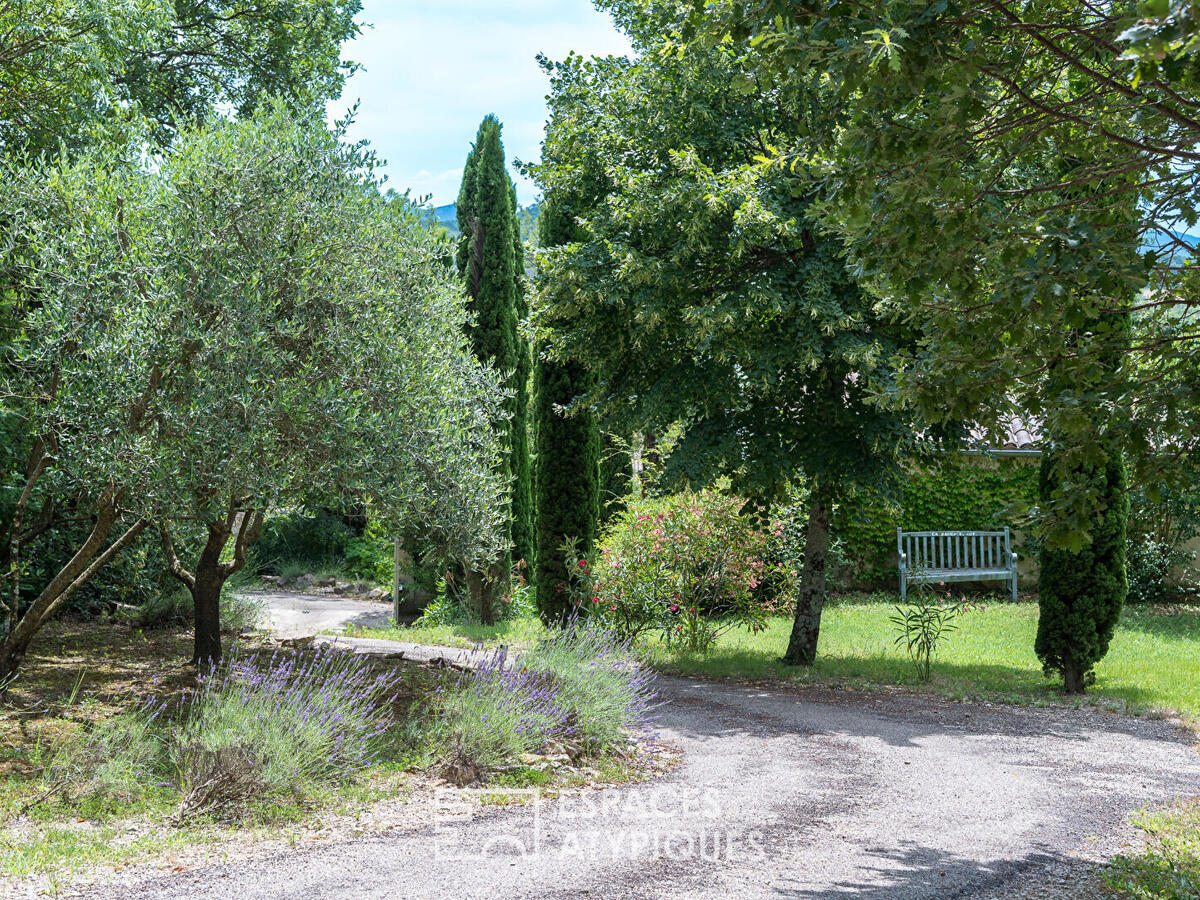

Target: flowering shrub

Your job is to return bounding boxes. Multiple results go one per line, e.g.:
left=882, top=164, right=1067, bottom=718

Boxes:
left=431, top=647, right=575, bottom=780
left=48, top=646, right=406, bottom=816
left=577, top=491, right=777, bottom=651
left=522, top=620, right=656, bottom=750
left=431, top=622, right=656, bottom=780
left=174, top=646, right=405, bottom=807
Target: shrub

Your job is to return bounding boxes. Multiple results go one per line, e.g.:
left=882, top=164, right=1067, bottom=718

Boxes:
left=255, top=511, right=356, bottom=573
left=46, top=647, right=405, bottom=817
left=1126, top=538, right=1193, bottom=605
left=430, top=622, right=655, bottom=780
left=521, top=621, right=655, bottom=750
left=580, top=491, right=774, bottom=650
left=430, top=648, right=575, bottom=782
left=173, top=646, right=404, bottom=810
left=46, top=710, right=170, bottom=808
left=1036, top=443, right=1129, bottom=694
left=414, top=569, right=537, bottom=626
left=125, top=587, right=264, bottom=631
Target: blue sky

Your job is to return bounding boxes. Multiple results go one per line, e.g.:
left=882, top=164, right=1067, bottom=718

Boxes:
left=329, top=1, right=632, bottom=207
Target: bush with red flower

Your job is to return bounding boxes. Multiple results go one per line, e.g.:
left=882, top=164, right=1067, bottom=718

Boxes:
left=567, top=491, right=781, bottom=652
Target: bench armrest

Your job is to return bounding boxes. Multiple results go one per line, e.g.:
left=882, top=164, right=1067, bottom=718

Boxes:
left=897, top=552, right=907, bottom=572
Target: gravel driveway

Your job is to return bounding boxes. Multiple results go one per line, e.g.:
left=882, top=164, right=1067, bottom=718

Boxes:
left=88, top=667, right=1199, bottom=899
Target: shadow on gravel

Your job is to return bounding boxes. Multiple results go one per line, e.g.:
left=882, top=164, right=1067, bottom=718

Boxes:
left=772, top=840, right=1103, bottom=898
left=655, top=676, right=1195, bottom=751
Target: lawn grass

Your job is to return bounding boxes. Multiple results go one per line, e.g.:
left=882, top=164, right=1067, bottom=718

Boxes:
left=1107, top=799, right=1200, bottom=898
left=344, top=616, right=551, bottom=650
left=356, top=597, right=1200, bottom=719
left=649, top=599, right=1200, bottom=718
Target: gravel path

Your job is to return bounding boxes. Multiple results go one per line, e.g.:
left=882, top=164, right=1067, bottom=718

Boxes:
left=255, top=588, right=392, bottom=638
left=87, top=654, right=1199, bottom=899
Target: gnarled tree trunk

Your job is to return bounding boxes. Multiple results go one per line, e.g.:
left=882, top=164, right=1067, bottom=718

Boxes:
left=0, top=488, right=145, bottom=682
left=161, top=508, right=263, bottom=668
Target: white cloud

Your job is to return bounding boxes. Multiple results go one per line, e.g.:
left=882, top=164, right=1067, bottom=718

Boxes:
left=328, top=0, right=632, bottom=205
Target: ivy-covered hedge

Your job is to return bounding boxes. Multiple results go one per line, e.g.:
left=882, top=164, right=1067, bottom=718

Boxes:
left=834, top=454, right=1039, bottom=587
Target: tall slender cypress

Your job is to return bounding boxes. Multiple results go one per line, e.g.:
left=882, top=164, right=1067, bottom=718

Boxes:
left=455, top=116, right=532, bottom=616
left=533, top=200, right=600, bottom=624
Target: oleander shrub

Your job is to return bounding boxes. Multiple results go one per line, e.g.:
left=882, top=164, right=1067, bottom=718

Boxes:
left=578, top=491, right=775, bottom=650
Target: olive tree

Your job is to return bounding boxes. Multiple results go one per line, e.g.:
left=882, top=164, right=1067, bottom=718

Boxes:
left=0, top=104, right=507, bottom=670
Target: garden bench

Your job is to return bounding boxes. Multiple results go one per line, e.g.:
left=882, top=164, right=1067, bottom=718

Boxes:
left=897, top=527, right=1018, bottom=601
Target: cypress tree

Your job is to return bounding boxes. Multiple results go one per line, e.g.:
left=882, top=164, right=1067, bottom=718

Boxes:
left=533, top=200, right=600, bottom=624
left=455, top=116, right=532, bottom=615
left=1035, top=304, right=1132, bottom=694
left=509, top=180, right=534, bottom=569
left=1035, top=440, right=1129, bottom=694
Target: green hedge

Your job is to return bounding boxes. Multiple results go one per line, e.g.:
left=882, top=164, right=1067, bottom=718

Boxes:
left=834, top=455, right=1039, bottom=587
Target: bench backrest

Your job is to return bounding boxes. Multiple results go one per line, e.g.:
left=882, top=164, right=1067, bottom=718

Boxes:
left=897, top=528, right=1011, bottom=572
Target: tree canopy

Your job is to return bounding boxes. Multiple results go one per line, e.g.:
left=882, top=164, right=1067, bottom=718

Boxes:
left=0, top=104, right=506, bottom=667
left=684, top=0, right=1200, bottom=547
left=529, top=3, right=920, bottom=661
left=0, top=0, right=361, bottom=155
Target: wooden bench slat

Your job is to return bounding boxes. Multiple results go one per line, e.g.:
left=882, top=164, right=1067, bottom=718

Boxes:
left=897, top=527, right=1017, bottom=601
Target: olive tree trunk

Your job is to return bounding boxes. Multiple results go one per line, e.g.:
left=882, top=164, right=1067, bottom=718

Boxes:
left=161, top=508, right=262, bottom=668
left=782, top=488, right=832, bottom=666
left=0, top=487, right=145, bottom=682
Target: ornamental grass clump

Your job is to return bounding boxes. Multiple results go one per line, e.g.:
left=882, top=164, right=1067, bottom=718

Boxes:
left=173, top=646, right=405, bottom=811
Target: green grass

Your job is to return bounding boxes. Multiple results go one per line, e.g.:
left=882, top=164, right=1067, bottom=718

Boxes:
left=352, top=598, right=1200, bottom=719
left=345, top=616, right=550, bottom=650
left=648, top=599, right=1200, bottom=717
left=1107, top=800, right=1200, bottom=898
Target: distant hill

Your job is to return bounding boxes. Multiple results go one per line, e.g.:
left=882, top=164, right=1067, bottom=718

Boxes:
left=419, top=201, right=541, bottom=245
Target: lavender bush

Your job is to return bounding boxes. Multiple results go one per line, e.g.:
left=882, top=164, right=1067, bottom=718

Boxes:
left=173, top=646, right=404, bottom=807
left=432, top=647, right=575, bottom=779
left=521, top=621, right=656, bottom=751
left=432, top=622, right=656, bottom=779
left=47, top=646, right=405, bottom=816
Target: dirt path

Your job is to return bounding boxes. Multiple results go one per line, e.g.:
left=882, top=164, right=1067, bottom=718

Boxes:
left=102, top=591, right=1199, bottom=899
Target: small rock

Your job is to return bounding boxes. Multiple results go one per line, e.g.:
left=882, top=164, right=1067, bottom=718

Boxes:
left=518, top=752, right=544, bottom=767
left=294, top=574, right=316, bottom=589
left=260, top=575, right=282, bottom=586
left=366, top=587, right=388, bottom=600
left=333, top=581, right=353, bottom=595
left=313, top=575, right=337, bottom=588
